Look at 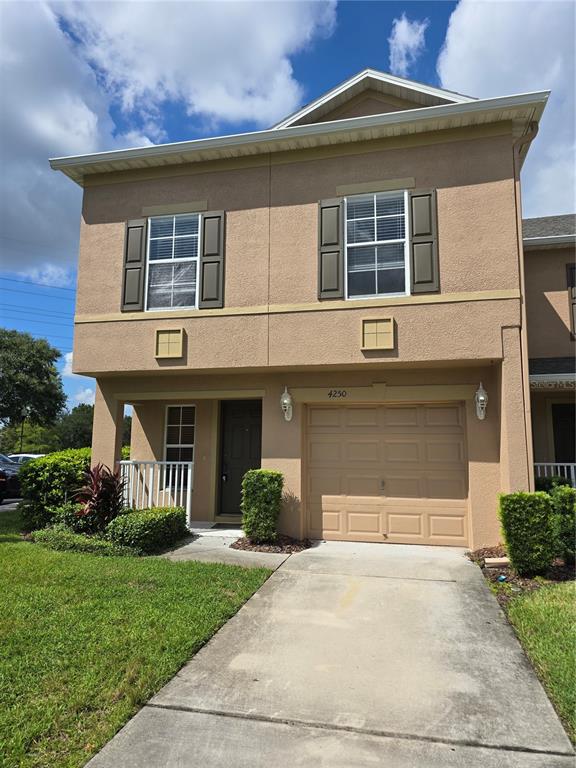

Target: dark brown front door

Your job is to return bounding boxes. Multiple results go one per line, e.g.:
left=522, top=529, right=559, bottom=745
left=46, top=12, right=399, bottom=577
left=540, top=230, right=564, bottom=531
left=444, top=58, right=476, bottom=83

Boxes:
left=552, top=403, right=576, bottom=463
left=219, top=400, right=262, bottom=517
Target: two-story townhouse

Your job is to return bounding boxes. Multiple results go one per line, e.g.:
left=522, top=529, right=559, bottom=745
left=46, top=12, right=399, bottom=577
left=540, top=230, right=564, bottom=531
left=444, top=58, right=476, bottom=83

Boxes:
left=524, top=214, right=576, bottom=483
left=51, top=69, right=552, bottom=549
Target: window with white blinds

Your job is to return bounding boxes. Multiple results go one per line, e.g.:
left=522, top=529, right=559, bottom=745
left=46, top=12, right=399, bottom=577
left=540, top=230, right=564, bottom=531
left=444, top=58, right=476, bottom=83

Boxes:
left=345, top=191, right=409, bottom=298
left=146, top=214, right=200, bottom=310
left=164, top=405, right=195, bottom=462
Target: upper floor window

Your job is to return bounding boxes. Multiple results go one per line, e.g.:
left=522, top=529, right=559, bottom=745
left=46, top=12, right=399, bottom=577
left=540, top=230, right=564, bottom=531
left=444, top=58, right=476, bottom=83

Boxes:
left=146, top=213, right=200, bottom=310
left=345, top=191, right=409, bottom=299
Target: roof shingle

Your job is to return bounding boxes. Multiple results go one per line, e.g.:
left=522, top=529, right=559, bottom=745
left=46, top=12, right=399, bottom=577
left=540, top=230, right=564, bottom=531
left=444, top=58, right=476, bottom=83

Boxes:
left=523, top=214, right=576, bottom=239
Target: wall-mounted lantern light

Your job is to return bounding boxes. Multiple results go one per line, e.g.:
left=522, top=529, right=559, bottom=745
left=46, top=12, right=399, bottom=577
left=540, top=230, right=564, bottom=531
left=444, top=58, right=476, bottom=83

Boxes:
left=280, top=387, right=293, bottom=422
left=475, top=382, right=488, bottom=421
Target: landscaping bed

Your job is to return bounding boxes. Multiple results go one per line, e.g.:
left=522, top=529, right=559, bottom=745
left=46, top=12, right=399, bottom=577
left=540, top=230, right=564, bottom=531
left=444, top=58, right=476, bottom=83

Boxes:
left=0, top=507, right=271, bottom=768
left=231, top=535, right=312, bottom=554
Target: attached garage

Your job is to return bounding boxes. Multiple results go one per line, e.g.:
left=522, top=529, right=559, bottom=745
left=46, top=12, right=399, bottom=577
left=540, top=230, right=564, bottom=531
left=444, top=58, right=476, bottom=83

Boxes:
left=306, top=403, right=469, bottom=546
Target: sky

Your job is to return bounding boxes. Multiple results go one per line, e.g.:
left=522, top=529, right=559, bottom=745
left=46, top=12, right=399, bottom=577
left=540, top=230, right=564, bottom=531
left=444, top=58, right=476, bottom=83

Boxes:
left=0, top=0, right=574, bottom=408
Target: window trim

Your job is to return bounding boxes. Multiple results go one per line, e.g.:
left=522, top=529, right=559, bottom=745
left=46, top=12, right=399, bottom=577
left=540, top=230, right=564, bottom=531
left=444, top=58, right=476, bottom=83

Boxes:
left=163, top=404, right=196, bottom=464
left=145, top=213, right=202, bottom=313
left=344, top=189, right=411, bottom=301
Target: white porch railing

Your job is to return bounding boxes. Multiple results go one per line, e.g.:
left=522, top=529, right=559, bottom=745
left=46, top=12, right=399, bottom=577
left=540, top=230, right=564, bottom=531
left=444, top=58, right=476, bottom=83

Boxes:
left=119, top=461, right=194, bottom=524
left=534, top=463, right=576, bottom=487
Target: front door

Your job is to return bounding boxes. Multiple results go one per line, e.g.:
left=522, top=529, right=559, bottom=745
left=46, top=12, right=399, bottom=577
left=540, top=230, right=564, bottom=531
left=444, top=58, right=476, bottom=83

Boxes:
left=219, top=400, right=262, bottom=516
left=552, top=403, right=576, bottom=462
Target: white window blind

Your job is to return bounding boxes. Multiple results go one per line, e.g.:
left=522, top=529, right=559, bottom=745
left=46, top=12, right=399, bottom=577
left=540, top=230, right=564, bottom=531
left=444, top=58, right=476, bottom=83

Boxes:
left=345, top=191, right=409, bottom=298
left=146, top=214, right=200, bottom=310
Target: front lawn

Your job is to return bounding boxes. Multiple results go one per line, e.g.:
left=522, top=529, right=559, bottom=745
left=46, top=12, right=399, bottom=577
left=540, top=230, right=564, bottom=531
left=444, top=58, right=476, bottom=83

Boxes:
left=507, top=582, right=576, bottom=743
left=0, top=507, right=271, bottom=768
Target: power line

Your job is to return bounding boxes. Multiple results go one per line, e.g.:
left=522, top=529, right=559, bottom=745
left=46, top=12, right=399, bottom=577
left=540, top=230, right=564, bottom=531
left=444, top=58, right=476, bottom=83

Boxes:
left=1, top=316, right=73, bottom=328
left=0, top=304, right=75, bottom=319
left=0, top=286, right=75, bottom=300
left=0, top=276, right=75, bottom=292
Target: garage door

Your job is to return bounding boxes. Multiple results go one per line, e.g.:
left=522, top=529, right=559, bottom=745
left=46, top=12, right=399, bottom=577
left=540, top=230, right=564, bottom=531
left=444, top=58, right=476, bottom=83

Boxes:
left=306, top=403, right=469, bottom=546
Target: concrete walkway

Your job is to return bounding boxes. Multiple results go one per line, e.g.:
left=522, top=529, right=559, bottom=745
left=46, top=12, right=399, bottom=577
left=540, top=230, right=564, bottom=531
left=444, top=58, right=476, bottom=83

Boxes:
left=87, top=542, right=574, bottom=767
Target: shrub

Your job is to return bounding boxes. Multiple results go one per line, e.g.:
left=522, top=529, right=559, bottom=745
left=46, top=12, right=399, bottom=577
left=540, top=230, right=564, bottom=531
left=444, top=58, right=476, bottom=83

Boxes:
left=50, top=501, right=93, bottom=534
left=241, top=469, right=284, bottom=544
left=550, top=485, right=576, bottom=565
left=75, top=464, right=125, bottom=533
left=18, top=499, right=56, bottom=532
left=499, top=492, right=556, bottom=576
left=534, top=475, right=572, bottom=493
left=32, top=526, right=140, bottom=557
left=106, top=507, right=187, bottom=553
left=19, top=448, right=91, bottom=512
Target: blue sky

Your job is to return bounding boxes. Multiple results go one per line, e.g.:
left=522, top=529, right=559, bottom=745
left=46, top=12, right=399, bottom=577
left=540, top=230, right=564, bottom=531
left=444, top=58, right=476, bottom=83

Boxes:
left=0, top=0, right=574, bottom=408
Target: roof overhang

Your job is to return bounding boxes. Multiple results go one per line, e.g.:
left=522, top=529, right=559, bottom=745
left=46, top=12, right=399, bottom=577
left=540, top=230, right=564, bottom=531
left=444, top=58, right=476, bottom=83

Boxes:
left=523, top=234, right=576, bottom=250
left=50, top=90, right=549, bottom=187
left=271, top=68, right=475, bottom=129
left=530, top=373, right=576, bottom=390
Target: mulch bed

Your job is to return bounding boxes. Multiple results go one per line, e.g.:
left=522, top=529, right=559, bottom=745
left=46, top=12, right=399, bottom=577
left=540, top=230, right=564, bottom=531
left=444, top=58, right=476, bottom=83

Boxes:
left=467, top=545, right=575, bottom=608
left=230, top=535, right=312, bottom=554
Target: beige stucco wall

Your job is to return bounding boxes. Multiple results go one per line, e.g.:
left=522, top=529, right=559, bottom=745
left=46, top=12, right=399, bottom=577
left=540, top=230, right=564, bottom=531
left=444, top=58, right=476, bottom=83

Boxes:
left=524, top=245, right=575, bottom=359
left=92, top=363, right=524, bottom=548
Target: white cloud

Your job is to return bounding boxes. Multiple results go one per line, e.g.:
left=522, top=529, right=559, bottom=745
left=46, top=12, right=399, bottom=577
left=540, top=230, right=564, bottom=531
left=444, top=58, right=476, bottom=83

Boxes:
left=0, top=1, right=336, bottom=279
left=62, top=351, right=74, bottom=377
left=73, top=387, right=95, bottom=406
left=437, top=0, right=575, bottom=217
left=388, top=13, right=429, bottom=77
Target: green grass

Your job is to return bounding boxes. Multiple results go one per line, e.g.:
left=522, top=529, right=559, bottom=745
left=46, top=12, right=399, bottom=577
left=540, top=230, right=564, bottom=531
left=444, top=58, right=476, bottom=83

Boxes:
left=507, top=581, right=576, bottom=743
left=0, top=508, right=271, bottom=768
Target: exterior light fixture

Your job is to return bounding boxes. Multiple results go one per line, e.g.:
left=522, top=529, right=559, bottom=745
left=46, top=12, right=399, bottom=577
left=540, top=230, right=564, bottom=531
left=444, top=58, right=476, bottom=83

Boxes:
left=280, top=387, right=293, bottom=422
left=475, top=382, right=488, bottom=421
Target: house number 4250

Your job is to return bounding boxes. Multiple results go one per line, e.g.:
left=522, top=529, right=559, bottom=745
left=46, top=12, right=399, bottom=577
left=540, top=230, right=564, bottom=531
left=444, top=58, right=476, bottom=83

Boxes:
left=328, top=389, right=348, bottom=399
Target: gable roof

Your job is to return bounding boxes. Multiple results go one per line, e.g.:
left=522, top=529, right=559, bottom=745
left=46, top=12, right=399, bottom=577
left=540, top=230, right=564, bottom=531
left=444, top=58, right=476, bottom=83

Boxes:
left=272, top=68, right=476, bottom=129
left=523, top=214, right=576, bottom=249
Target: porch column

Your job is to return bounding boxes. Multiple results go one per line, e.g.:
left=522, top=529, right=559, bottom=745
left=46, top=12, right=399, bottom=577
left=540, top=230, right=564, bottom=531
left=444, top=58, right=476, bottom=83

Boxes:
left=500, top=326, right=533, bottom=492
left=91, top=380, right=124, bottom=469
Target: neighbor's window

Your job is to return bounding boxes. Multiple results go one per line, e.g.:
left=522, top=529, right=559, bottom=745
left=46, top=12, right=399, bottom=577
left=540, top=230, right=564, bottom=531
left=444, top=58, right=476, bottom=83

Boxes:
left=146, top=214, right=200, bottom=310
left=165, top=405, right=195, bottom=462
left=346, top=191, right=408, bottom=298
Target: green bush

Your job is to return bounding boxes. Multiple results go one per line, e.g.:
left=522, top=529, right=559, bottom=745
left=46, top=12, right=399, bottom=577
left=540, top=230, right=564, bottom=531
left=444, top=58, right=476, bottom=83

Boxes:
left=534, top=475, right=572, bottom=493
left=18, top=499, right=56, bottom=532
left=51, top=501, right=92, bottom=534
left=550, top=485, right=576, bottom=565
left=106, top=507, right=187, bottom=553
left=241, top=469, right=284, bottom=544
left=32, top=526, right=140, bottom=557
left=499, top=492, right=556, bottom=576
left=19, top=448, right=91, bottom=510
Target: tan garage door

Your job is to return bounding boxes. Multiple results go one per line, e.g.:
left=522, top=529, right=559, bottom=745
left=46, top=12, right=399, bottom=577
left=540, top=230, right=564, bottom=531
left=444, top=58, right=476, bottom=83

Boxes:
left=306, top=403, right=468, bottom=546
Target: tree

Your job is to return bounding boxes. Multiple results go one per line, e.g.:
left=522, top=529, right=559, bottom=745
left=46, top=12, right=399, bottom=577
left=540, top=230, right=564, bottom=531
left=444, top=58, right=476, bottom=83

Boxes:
left=0, top=329, right=66, bottom=426
left=56, top=404, right=94, bottom=449
left=0, top=421, right=60, bottom=454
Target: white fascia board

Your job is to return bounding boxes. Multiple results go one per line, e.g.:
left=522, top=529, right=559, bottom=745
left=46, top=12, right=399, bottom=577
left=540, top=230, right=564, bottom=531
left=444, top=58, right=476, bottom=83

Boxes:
left=50, top=90, right=550, bottom=182
left=272, top=69, right=476, bottom=130
left=523, top=234, right=576, bottom=248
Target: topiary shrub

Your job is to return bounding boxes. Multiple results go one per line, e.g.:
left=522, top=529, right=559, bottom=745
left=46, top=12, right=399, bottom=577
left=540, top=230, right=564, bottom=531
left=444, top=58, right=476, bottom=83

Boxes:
left=550, top=484, right=576, bottom=565
left=75, top=464, right=125, bottom=533
left=534, top=475, right=572, bottom=493
left=32, top=526, right=140, bottom=557
left=106, top=507, right=187, bottom=553
left=19, top=448, right=92, bottom=512
left=241, top=469, right=284, bottom=544
left=499, top=492, right=556, bottom=576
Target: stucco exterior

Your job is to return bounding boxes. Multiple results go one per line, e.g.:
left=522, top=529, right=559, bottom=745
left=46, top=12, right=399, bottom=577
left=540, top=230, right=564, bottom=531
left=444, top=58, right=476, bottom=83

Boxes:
left=53, top=70, right=567, bottom=549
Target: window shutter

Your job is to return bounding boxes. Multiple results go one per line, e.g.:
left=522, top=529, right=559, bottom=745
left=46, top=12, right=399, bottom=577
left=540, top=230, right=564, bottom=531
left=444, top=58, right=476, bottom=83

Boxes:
left=121, top=218, right=147, bottom=311
left=199, top=211, right=225, bottom=309
left=318, top=198, right=344, bottom=299
left=409, top=190, right=439, bottom=294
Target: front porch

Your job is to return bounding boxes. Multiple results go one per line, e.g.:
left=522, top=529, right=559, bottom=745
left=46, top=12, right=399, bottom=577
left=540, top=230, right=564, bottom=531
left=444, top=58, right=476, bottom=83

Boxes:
left=530, top=372, right=576, bottom=486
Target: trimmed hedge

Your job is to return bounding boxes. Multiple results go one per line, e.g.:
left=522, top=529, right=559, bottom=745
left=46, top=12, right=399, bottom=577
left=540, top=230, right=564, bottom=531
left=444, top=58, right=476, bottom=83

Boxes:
left=551, top=484, right=576, bottom=565
left=241, top=469, right=284, bottom=544
left=32, top=526, right=140, bottom=557
left=18, top=447, right=130, bottom=530
left=499, top=492, right=556, bottom=576
left=535, top=475, right=572, bottom=493
left=106, top=507, right=187, bottom=553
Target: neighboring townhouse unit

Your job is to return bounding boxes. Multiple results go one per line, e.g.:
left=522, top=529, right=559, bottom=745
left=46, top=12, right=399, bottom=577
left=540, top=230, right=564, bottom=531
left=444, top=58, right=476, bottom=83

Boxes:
left=52, top=69, right=560, bottom=549
left=524, top=214, right=576, bottom=484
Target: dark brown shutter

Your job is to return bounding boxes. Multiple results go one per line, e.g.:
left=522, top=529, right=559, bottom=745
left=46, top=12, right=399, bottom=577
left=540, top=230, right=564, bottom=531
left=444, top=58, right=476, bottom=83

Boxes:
left=121, top=218, right=147, bottom=311
left=318, top=198, right=344, bottom=299
left=199, top=211, right=225, bottom=309
left=409, top=190, right=439, bottom=294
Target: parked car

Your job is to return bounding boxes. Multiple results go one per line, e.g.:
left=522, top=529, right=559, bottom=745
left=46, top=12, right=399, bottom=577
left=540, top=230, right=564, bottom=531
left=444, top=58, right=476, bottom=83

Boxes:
left=0, top=469, right=7, bottom=504
left=8, top=453, right=45, bottom=465
left=0, top=454, right=21, bottom=497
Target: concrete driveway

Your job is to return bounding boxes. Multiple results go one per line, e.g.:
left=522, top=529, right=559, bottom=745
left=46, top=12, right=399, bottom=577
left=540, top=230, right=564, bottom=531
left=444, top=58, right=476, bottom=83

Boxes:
left=88, top=542, right=574, bottom=767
